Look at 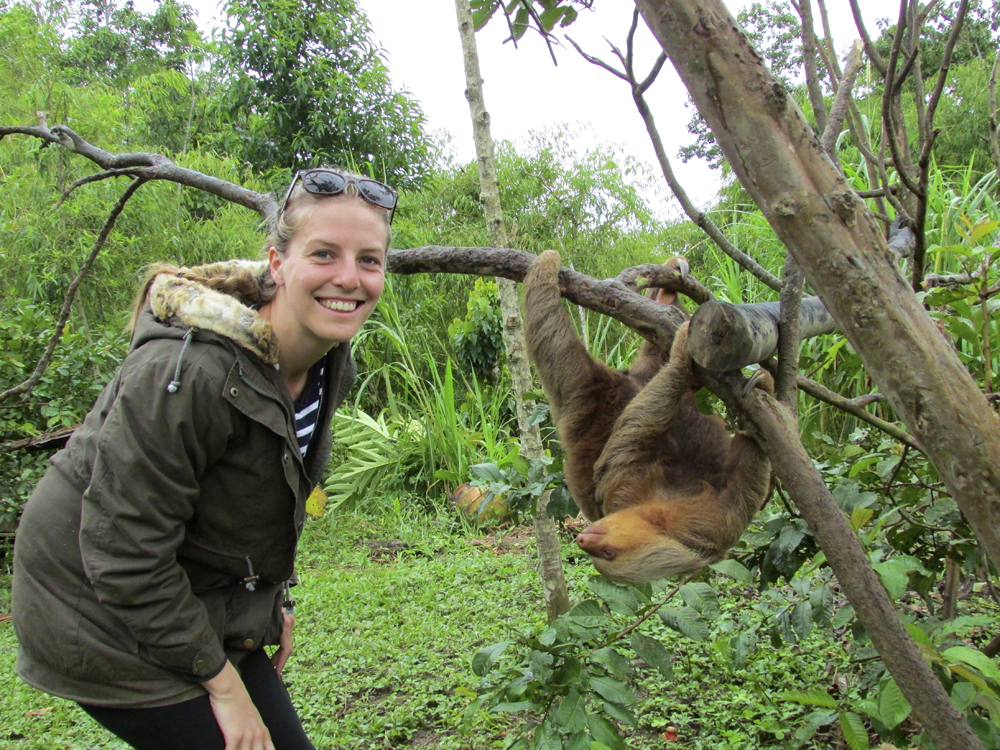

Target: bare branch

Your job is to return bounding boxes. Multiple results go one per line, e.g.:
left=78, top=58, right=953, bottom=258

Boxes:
left=990, top=53, right=1000, bottom=179
left=795, top=0, right=828, bottom=134
left=920, top=0, right=970, bottom=166
left=796, top=376, right=922, bottom=451
left=776, top=255, right=805, bottom=406
left=820, top=40, right=864, bottom=158
left=1, top=178, right=148, bottom=403
left=569, top=27, right=782, bottom=291
left=616, top=262, right=713, bottom=303
left=56, top=168, right=145, bottom=207
left=882, top=1, right=923, bottom=199
left=848, top=0, right=887, bottom=74
left=3, top=119, right=277, bottom=221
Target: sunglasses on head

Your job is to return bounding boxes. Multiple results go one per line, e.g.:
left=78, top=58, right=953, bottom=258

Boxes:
left=277, top=169, right=398, bottom=224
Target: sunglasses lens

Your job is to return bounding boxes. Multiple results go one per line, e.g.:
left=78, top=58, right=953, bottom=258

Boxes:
left=357, top=180, right=397, bottom=210
left=302, top=170, right=348, bottom=195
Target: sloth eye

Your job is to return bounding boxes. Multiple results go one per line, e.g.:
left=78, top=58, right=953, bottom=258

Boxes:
left=603, top=549, right=616, bottom=560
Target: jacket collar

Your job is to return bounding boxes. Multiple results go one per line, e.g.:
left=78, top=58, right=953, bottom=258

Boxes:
left=145, top=264, right=280, bottom=365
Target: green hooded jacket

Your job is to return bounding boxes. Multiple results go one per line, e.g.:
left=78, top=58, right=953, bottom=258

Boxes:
left=12, top=264, right=356, bottom=708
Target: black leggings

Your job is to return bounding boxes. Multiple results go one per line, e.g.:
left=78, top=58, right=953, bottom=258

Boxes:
left=79, top=649, right=315, bottom=750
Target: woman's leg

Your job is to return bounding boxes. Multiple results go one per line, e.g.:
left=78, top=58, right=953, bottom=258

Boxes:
left=80, top=650, right=314, bottom=750
left=239, top=648, right=315, bottom=750
left=80, top=695, right=224, bottom=750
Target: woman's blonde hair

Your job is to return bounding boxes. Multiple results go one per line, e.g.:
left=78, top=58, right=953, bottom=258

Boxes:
left=129, top=167, right=393, bottom=331
left=264, top=167, right=393, bottom=258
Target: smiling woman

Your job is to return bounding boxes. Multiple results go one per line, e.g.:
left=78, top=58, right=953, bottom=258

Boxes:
left=11, top=168, right=395, bottom=750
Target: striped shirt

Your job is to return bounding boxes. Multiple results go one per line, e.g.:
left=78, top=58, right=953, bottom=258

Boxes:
left=293, top=363, right=324, bottom=457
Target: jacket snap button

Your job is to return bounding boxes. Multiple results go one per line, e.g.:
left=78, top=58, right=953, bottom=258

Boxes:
left=283, top=453, right=289, bottom=464
left=230, top=387, right=238, bottom=397
left=242, top=638, right=255, bottom=650
left=194, top=659, right=206, bottom=672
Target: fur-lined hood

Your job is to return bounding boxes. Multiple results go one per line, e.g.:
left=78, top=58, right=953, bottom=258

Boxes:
left=143, top=260, right=280, bottom=365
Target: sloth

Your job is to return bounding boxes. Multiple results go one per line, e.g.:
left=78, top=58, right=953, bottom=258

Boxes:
left=523, top=250, right=771, bottom=584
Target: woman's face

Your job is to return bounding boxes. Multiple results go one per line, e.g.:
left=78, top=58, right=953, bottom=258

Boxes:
left=269, top=199, right=388, bottom=347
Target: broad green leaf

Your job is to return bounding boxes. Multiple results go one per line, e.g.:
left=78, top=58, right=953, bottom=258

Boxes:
left=564, top=731, right=590, bottom=750
left=532, top=720, right=562, bottom=750
left=848, top=455, right=881, bottom=478
left=680, top=582, right=721, bottom=619
left=491, top=701, right=539, bottom=714
left=554, top=690, right=587, bottom=734
left=878, top=679, right=911, bottom=729
left=791, top=601, right=813, bottom=640
left=589, top=675, right=635, bottom=705
left=793, top=710, right=837, bottom=744
left=903, top=622, right=932, bottom=647
left=850, top=507, right=874, bottom=530
left=552, top=656, right=583, bottom=686
left=710, top=559, right=752, bottom=582
left=831, top=604, right=855, bottom=628
left=470, top=462, right=505, bottom=483
left=872, top=560, right=908, bottom=599
left=591, top=648, right=632, bottom=680
left=943, top=646, right=1000, bottom=686
left=730, top=630, right=757, bottom=669
left=472, top=641, right=511, bottom=676
left=601, top=701, right=636, bottom=727
left=839, top=711, right=870, bottom=750
left=971, top=219, right=1000, bottom=245
left=587, top=713, right=627, bottom=750
left=660, top=606, right=710, bottom=642
left=630, top=633, right=673, bottom=679
left=778, top=690, right=837, bottom=708
left=587, top=577, right=638, bottom=616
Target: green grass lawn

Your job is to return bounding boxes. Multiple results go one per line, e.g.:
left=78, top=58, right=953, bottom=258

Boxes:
left=1, top=509, right=859, bottom=749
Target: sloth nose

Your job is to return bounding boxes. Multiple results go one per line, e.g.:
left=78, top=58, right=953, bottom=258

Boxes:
left=576, top=525, right=608, bottom=556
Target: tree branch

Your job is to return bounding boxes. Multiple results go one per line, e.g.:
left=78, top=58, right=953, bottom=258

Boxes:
left=795, top=0, right=828, bottom=135
left=2, top=118, right=277, bottom=220
left=848, top=0, right=887, bottom=74
left=568, top=15, right=782, bottom=292
left=776, top=255, right=805, bottom=406
left=820, top=40, right=864, bottom=159
left=990, top=52, right=1000, bottom=180
left=796, top=376, right=921, bottom=450
left=1, top=177, right=148, bottom=403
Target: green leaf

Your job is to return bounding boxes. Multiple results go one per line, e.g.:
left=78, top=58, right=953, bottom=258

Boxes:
left=680, top=582, right=721, bottom=619
left=470, top=462, right=505, bottom=483
left=587, top=713, right=627, bottom=750
left=461, top=694, right=488, bottom=736
left=563, top=731, right=590, bottom=750
left=554, top=690, right=587, bottom=734
left=552, top=656, right=583, bottom=686
left=878, top=679, right=911, bottom=729
left=778, top=689, right=837, bottom=708
left=831, top=604, right=855, bottom=629
left=794, top=710, right=837, bottom=744
left=872, top=560, right=909, bottom=599
left=587, top=576, right=638, bottom=616
left=971, top=219, right=1000, bottom=245
left=532, top=720, right=563, bottom=750
left=491, top=701, right=539, bottom=714
left=659, top=606, right=710, bottom=642
left=601, top=701, right=636, bottom=727
left=472, top=641, right=511, bottom=676
left=943, top=646, right=1000, bottom=686
left=589, top=675, right=636, bottom=705
left=591, top=648, right=632, bottom=680
left=710, top=559, right=752, bottom=582
left=791, top=601, right=813, bottom=640
left=630, top=633, right=673, bottom=679
left=839, top=711, right=870, bottom=750
left=850, top=507, right=874, bottom=530
left=730, top=630, right=757, bottom=669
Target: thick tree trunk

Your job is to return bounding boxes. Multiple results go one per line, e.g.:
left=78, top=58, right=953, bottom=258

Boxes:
left=636, top=1, right=992, bottom=747
left=635, top=0, right=1000, bottom=584
left=455, top=0, right=569, bottom=622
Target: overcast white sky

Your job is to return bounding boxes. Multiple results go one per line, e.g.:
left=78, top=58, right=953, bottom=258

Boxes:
left=356, top=1, right=893, bottom=215
left=171, top=0, right=894, bottom=216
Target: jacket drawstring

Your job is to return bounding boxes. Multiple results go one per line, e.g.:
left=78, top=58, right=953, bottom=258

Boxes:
left=166, top=328, right=198, bottom=393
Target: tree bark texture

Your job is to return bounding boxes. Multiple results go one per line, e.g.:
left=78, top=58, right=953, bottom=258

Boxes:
left=636, top=0, right=1000, bottom=585
left=454, top=0, right=569, bottom=622
left=635, top=1, right=991, bottom=746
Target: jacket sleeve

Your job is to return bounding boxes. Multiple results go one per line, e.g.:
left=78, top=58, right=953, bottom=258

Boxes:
left=79, top=339, right=236, bottom=680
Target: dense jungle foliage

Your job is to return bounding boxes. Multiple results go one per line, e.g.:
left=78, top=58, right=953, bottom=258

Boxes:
left=2, top=0, right=1000, bottom=748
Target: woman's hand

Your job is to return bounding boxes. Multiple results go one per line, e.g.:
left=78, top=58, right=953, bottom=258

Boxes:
left=270, top=609, right=294, bottom=678
left=204, top=660, right=274, bottom=750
